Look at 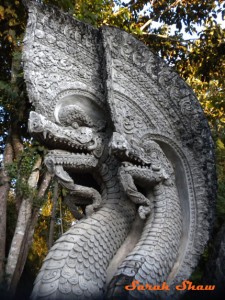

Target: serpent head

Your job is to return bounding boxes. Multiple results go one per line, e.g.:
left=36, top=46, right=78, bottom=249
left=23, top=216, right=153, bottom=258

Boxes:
left=109, top=132, right=152, bottom=166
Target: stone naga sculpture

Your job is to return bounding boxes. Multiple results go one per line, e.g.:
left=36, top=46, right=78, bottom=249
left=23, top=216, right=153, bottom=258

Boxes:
left=22, top=1, right=216, bottom=299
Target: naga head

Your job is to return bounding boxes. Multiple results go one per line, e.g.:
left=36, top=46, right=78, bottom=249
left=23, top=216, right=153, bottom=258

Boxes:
left=28, top=111, right=103, bottom=156
left=28, top=108, right=105, bottom=189
left=109, top=132, right=172, bottom=178
left=109, top=132, right=152, bottom=166
left=109, top=132, right=130, bottom=155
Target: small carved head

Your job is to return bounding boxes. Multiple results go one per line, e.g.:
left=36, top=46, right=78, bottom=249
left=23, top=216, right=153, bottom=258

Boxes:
left=109, top=132, right=129, bottom=153
left=28, top=111, right=45, bottom=133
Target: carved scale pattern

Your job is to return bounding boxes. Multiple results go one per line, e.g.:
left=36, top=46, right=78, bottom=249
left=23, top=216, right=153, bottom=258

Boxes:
left=107, top=182, right=182, bottom=300
left=105, top=139, right=182, bottom=299
left=31, top=150, right=136, bottom=300
left=32, top=204, right=136, bottom=299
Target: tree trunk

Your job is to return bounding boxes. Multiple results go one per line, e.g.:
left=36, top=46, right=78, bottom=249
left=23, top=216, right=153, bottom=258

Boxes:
left=0, top=137, right=14, bottom=283
left=25, top=172, right=52, bottom=255
left=8, top=172, right=52, bottom=296
left=11, top=127, right=24, bottom=212
left=5, top=157, right=42, bottom=296
left=48, top=179, right=58, bottom=249
left=59, top=197, right=64, bottom=235
left=11, top=130, right=23, bottom=160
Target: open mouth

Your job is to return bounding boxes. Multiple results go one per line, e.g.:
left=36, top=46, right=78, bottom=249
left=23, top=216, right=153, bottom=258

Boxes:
left=45, top=150, right=99, bottom=170
left=28, top=111, right=99, bottom=153
left=44, top=150, right=99, bottom=191
left=115, top=148, right=152, bottom=166
left=40, top=130, right=98, bottom=152
left=122, top=161, right=152, bottom=169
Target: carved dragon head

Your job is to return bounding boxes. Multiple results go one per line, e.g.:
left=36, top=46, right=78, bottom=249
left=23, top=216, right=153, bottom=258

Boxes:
left=109, top=132, right=172, bottom=184
left=109, top=132, right=151, bottom=166
left=28, top=106, right=106, bottom=189
left=29, top=111, right=103, bottom=154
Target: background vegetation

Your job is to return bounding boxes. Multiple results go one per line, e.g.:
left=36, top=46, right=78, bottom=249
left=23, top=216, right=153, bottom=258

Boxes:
left=0, top=0, right=225, bottom=299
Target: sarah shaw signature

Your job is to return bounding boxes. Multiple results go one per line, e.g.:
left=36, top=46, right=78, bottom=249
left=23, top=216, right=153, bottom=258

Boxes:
left=125, top=280, right=215, bottom=291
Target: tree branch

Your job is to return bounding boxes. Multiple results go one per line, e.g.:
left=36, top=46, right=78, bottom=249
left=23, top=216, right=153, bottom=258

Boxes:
left=0, top=136, right=14, bottom=283
left=5, top=157, right=42, bottom=296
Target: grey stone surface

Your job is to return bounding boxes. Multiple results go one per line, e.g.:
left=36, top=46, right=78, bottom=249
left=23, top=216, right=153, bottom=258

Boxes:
left=22, top=1, right=216, bottom=299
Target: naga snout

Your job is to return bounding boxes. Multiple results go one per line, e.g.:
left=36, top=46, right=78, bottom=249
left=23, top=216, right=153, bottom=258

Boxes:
left=109, top=132, right=129, bottom=153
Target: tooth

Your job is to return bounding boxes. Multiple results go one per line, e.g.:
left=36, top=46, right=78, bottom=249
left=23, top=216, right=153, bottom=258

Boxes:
left=152, top=165, right=161, bottom=171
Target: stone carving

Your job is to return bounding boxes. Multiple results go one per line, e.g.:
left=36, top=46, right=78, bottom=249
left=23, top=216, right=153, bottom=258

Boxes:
left=22, top=1, right=216, bottom=299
